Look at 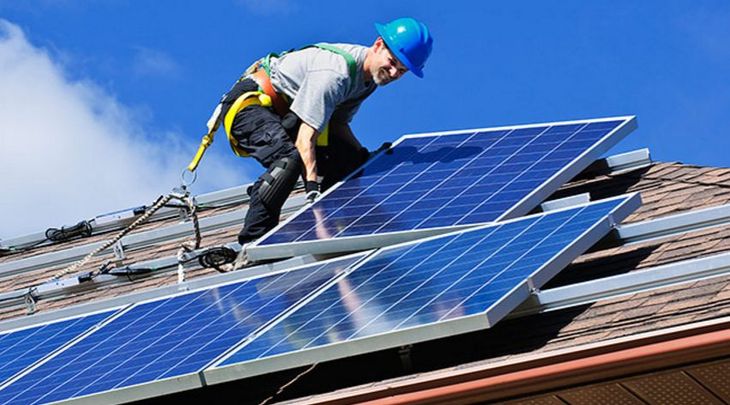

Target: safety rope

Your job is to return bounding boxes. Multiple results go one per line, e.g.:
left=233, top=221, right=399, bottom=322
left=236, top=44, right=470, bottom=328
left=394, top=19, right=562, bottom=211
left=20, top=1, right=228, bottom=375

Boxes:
left=176, top=245, right=192, bottom=284
left=10, top=182, right=251, bottom=314
left=183, top=194, right=202, bottom=250
left=175, top=192, right=203, bottom=283
left=50, top=193, right=178, bottom=281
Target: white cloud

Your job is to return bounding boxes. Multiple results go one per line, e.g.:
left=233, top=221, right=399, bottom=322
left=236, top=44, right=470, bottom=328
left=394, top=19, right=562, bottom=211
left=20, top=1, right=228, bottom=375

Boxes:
left=0, top=20, right=249, bottom=240
left=131, top=46, right=181, bottom=78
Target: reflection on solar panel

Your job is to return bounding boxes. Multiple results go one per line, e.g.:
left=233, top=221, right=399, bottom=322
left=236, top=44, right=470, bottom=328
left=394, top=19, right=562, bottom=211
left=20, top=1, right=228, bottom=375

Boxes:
left=0, top=254, right=364, bottom=404
left=249, top=116, right=637, bottom=260
left=207, top=194, right=639, bottom=383
left=0, top=311, right=115, bottom=387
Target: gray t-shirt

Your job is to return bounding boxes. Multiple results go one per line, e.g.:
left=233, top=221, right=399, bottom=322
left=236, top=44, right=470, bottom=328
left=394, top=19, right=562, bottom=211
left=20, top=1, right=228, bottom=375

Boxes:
left=269, top=43, right=377, bottom=132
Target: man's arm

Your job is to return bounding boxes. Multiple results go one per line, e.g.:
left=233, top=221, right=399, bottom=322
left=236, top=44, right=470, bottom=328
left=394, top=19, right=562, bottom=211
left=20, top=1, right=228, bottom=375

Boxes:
left=295, top=121, right=319, bottom=182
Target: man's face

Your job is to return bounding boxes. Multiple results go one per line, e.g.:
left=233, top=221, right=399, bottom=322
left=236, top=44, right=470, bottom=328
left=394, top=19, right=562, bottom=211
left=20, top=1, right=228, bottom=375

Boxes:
left=370, top=38, right=408, bottom=86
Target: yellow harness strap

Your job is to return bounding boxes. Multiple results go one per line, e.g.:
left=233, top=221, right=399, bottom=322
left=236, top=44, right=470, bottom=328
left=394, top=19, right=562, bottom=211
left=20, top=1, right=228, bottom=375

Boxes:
left=186, top=91, right=273, bottom=172
left=187, top=132, right=215, bottom=172
left=223, top=91, right=272, bottom=157
left=220, top=90, right=328, bottom=153
left=317, top=125, right=329, bottom=147
left=188, top=88, right=335, bottom=171
left=186, top=100, right=221, bottom=172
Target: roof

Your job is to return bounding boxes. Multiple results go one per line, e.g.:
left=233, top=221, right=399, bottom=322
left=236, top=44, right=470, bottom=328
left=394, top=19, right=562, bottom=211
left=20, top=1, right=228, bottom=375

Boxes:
left=1, top=158, right=730, bottom=404
left=0, top=190, right=306, bottom=320
left=276, top=162, right=730, bottom=404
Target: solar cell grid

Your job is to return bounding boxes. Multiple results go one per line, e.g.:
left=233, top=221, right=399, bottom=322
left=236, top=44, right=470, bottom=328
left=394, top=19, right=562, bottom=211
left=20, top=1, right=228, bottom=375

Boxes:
left=251, top=117, right=636, bottom=261
left=215, top=194, right=638, bottom=374
left=0, top=255, right=363, bottom=404
left=0, top=311, right=115, bottom=387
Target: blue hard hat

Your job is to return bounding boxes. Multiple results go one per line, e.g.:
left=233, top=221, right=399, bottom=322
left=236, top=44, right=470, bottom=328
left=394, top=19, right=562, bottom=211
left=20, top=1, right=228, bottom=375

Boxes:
left=375, top=17, right=433, bottom=78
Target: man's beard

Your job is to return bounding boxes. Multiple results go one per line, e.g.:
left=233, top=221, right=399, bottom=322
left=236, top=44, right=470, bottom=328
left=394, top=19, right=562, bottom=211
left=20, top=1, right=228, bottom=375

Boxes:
left=373, top=68, right=393, bottom=86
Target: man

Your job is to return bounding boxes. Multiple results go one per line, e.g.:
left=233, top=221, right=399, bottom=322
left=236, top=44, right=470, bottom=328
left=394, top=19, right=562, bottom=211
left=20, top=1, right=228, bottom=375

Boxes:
left=218, top=17, right=433, bottom=257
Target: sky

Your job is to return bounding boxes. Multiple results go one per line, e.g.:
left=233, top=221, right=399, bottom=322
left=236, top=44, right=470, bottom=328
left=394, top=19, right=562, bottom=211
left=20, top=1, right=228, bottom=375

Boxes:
left=1, top=0, right=729, bottom=240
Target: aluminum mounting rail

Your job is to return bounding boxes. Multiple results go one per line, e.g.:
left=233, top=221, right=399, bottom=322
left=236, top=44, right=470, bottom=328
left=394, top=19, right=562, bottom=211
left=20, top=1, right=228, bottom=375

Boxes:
left=616, top=202, right=730, bottom=244
left=0, top=195, right=306, bottom=279
left=577, top=148, right=652, bottom=178
left=511, top=250, right=730, bottom=317
left=0, top=252, right=321, bottom=331
left=0, top=182, right=302, bottom=252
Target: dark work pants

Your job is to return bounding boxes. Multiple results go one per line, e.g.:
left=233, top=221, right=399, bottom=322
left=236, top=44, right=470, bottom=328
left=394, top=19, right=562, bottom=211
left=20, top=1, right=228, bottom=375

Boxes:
left=230, top=82, right=368, bottom=245
left=228, top=80, right=300, bottom=245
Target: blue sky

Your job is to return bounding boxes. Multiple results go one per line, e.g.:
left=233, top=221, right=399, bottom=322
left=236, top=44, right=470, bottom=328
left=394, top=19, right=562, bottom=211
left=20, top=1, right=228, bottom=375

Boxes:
left=1, top=1, right=729, bottom=238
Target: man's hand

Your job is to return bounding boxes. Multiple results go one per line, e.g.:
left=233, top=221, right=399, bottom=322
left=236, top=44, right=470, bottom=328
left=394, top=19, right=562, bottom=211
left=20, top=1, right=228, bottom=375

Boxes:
left=305, top=180, right=321, bottom=203
left=369, top=142, right=393, bottom=159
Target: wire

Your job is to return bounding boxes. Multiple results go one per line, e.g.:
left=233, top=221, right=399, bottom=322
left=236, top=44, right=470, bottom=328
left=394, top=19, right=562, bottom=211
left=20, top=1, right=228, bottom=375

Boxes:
left=258, top=363, right=318, bottom=405
left=1, top=220, right=93, bottom=256
left=197, top=246, right=237, bottom=272
left=108, top=266, right=155, bottom=282
left=165, top=199, right=243, bottom=210
left=1, top=238, right=48, bottom=255
left=45, top=220, right=93, bottom=242
left=50, top=194, right=175, bottom=281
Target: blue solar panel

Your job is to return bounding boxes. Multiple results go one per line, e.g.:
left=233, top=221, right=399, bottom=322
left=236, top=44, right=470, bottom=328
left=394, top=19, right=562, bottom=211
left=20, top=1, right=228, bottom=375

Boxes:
left=215, top=195, right=638, bottom=373
left=250, top=117, right=636, bottom=260
left=0, top=311, right=115, bottom=386
left=0, top=255, right=363, bottom=404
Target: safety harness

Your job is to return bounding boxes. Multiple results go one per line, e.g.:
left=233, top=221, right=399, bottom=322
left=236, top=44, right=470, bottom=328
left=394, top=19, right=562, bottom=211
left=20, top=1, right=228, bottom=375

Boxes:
left=187, top=44, right=358, bottom=172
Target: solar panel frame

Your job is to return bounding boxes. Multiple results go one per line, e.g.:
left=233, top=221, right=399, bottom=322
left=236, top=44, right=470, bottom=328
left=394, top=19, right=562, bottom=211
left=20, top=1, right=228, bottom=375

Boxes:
left=0, top=252, right=371, bottom=405
left=204, top=193, right=640, bottom=385
left=247, top=116, right=637, bottom=261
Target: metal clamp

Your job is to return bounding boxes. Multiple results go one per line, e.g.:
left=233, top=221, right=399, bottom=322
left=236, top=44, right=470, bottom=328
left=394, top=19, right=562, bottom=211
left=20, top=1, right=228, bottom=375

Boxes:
left=24, top=289, right=37, bottom=314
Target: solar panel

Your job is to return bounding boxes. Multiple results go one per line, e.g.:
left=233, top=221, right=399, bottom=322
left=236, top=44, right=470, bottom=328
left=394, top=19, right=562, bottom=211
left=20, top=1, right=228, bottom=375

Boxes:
left=0, top=254, right=365, bottom=404
left=205, top=193, right=640, bottom=384
left=248, top=116, right=637, bottom=261
left=0, top=310, right=116, bottom=387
